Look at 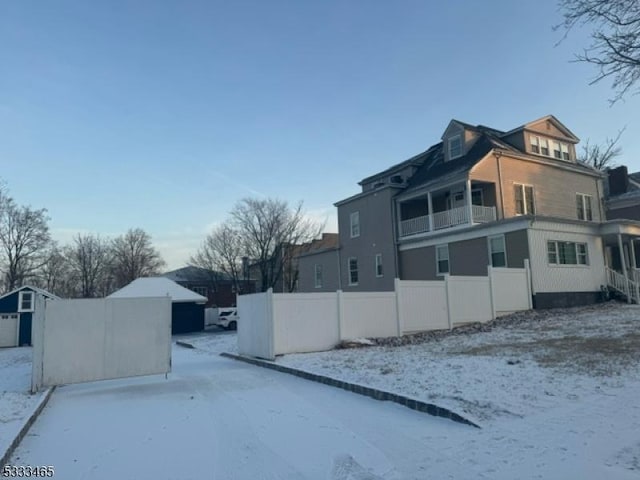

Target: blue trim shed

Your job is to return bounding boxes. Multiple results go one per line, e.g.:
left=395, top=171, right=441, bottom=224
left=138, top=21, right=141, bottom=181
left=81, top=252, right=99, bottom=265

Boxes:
left=0, top=286, right=59, bottom=347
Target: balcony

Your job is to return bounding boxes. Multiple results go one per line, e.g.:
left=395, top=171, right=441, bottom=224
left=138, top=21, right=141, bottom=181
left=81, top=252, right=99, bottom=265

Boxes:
left=400, top=205, right=497, bottom=237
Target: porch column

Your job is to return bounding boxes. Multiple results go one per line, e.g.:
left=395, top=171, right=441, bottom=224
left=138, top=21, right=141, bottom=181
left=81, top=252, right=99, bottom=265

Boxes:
left=466, top=178, right=473, bottom=224
left=630, top=239, right=637, bottom=272
left=396, top=201, right=403, bottom=238
left=427, top=191, right=433, bottom=232
left=618, top=233, right=630, bottom=303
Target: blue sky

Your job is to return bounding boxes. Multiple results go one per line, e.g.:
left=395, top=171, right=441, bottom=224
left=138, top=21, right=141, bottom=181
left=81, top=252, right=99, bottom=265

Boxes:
left=1, top=1, right=638, bottom=269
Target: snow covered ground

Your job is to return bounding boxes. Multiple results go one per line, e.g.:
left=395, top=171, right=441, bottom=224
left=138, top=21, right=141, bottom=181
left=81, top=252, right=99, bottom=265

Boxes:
left=5, top=303, right=640, bottom=479
left=0, top=347, right=44, bottom=457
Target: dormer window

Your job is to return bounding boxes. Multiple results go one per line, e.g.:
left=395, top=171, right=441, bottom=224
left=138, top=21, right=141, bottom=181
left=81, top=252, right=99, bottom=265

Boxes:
left=530, top=136, right=540, bottom=154
left=561, top=143, right=569, bottom=160
left=448, top=135, right=462, bottom=159
left=530, top=134, right=571, bottom=161
left=540, top=138, right=549, bottom=156
left=553, top=141, right=562, bottom=159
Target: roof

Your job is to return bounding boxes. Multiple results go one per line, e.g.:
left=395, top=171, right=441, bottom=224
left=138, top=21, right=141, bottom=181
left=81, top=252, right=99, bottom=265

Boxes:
left=0, top=285, right=60, bottom=301
left=108, top=277, right=207, bottom=303
left=296, top=233, right=339, bottom=258
left=163, top=266, right=231, bottom=283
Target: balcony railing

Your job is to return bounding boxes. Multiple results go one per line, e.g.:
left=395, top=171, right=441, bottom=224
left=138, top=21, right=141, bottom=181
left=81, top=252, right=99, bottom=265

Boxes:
left=399, top=205, right=497, bottom=237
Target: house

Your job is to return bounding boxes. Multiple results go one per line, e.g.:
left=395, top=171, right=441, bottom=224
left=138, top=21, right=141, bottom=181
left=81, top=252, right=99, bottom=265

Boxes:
left=0, top=285, right=59, bottom=347
left=108, top=277, right=207, bottom=334
left=163, top=266, right=255, bottom=308
left=605, top=166, right=640, bottom=222
left=296, top=234, right=340, bottom=292
left=298, top=115, right=640, bottom=307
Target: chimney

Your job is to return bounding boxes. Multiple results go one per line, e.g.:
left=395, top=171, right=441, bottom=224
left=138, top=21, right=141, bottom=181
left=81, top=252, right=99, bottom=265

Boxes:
left=608, top=166, right=629, bottom=196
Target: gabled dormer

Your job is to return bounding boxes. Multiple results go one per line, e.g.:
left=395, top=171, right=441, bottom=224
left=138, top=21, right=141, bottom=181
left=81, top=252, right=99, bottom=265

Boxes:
left=502, top=115, right=579, bottom=162
left=441, top=120, right=481, bottom=162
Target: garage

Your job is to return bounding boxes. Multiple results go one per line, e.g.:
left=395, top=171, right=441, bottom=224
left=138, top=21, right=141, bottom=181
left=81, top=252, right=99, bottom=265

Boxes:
left=0, top=313, right=19, bottom=347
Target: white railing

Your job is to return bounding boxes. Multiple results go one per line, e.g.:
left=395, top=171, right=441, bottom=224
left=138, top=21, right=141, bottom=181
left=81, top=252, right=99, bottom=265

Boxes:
left=400, top=215, right=430, bottom=236
left=399, top=205, right=498, bottom=237
left=433, top=206, right=469, bottom=230
left=606, top=267, right=639, bottom=303
left=472, top=205, right=497, bottom=223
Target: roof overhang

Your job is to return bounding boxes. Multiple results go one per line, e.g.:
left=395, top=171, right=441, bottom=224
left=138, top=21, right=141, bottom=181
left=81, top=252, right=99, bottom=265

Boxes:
left=599, top=220, right=640, bottom=237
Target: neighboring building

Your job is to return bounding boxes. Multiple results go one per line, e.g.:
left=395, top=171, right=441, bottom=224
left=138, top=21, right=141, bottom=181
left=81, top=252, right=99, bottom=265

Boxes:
left=163, top=266, right=255, bottom=307
left=296, top=234, right=340, bottom=292
left=605, top=166, right=640, bottom=221
left=299, top=115, right=640, bottom=307
left=0, top=286, right=59, bottom=347
left=108, top=277, right=207, bottom=334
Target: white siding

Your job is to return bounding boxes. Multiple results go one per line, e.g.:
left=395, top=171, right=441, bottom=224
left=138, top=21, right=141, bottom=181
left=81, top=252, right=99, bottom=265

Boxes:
left=527, top=222, right=605, bottom=293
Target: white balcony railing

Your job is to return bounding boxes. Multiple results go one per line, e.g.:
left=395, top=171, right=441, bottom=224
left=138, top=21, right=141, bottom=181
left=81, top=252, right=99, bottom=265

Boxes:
left=399, top=205, right=497, bottom=237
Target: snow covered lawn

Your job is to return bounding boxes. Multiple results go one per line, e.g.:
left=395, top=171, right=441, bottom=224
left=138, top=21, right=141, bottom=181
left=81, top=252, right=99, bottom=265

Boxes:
left=0, top=347, right=45, bottom=458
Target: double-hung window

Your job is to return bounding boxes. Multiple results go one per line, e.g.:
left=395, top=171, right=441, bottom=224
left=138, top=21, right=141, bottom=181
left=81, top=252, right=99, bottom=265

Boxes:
left=350, top=212, right=360, bottom=238
left=436, top=245, right=449, bottom=275
left=576, top=193, right=593, bottom=221
left=530, top=135, right=540, bottom=154
left=449, top=135, right=462, bottom=159
left=489, top=235, right=507, bottom=267
left=540, top=138, right=549, bottom=156
left=18, top=291, right=34, bottom=312
left=348, top=257, right=359, bottom=285
left=514, top=184, right=535, bottom=215
left=314, top=264, right=323, bottom=288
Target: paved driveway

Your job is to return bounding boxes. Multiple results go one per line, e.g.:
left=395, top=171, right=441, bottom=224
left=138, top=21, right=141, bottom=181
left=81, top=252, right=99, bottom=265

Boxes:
left=9, top=345, right=465, bottom=480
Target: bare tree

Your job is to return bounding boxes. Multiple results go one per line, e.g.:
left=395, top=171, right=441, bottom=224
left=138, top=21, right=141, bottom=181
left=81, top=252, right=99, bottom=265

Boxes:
left=230, top=198, right=323, bottom=292
left=35, top=243, right=74, bottom=297
left=0, top=195, right=51, bottom=292
left=111, top=228, right=165, bottom=289
left=556, top=0, right=640, bottom=102
left=190, top=224, right=244, bottom=292
left=65, top=234, right=113, bottom=298
left=579, top=127, right=626, bottom=170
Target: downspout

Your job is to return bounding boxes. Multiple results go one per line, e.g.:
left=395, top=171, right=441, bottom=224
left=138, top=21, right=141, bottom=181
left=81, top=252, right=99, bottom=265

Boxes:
left=392, top=194, right=401, bottom=281
left=495, top=150, right=506, bottom=219
left=595, top=176, right=604, bottom=221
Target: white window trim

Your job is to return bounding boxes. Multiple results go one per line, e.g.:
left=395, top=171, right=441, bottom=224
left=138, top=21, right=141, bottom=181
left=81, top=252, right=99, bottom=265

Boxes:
left=348, top=257, right=359, bottom=285
left=488, top=234, right=507, bottom=268
left=375, top=254, right=383, bottom=278
left=350, top=211, right=360, bottom=238
left=576, top=192, right=594, bottom=221
left=448, top=135, right=462, bottom=160
left=436, top=244, right=450, bottom=276
left=314, top=264, right=323, bottom=288
left=547, top=240, right=590, bottom=267
left=18, top=291, right=34, bottom=312
left=529, top=134, right=571, bottom=161
left=514, top=183, right=535, bottom=215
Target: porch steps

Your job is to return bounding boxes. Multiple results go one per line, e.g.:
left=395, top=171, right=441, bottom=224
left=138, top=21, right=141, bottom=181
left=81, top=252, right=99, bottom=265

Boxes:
left=606, top=267, right=639, bottom=304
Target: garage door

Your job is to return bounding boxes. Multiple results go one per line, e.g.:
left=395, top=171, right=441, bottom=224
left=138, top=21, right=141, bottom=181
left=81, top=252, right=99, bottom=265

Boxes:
left=0, top=313, right=19, bottom=347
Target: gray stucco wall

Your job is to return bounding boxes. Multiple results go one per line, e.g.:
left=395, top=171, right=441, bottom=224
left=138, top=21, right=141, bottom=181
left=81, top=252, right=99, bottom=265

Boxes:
left=297, top=249, right=341, bottom=292
left=399, top=245, right=438, bottom=280
left=450, top=237, right=489, bottom=276
left=338, top=188, right=397, bottom=291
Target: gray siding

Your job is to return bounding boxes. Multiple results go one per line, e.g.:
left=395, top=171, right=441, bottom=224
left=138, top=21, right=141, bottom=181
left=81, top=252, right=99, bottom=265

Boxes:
left=297, top=249, right=340, bottom=292
left=450, top=237, right=489, bottom=276
left=505, top=229, right=529, bottom=267
left=399, top=246, right=438, bottom=280
left=338, top=188, right=397, bottom=291
left=607, top=204, right=640, bottom=221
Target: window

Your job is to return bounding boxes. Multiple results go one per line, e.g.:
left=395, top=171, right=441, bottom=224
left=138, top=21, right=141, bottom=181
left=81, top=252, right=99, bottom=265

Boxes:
left=540, top=138, right=549, bottom=156
left=576, top=193, right=593, bottom=221
left=350, top=211, right=360, bottom=238
left=375, top=254, right=383, bottom=277
left=18, top=291, right=34, bottom=312
left=561, top=143, right=570, bottom=160
left=314, top=264, right=323, bottom=288
left=553, top=141, right=562, bottom=159
left=471, top=189, right=484, bottom=206
left=191, top=286, right=208, bottom=297
left=436, top=245, right=449, bottom=275
left=547, top=241, right=589, bottom=265
left=514, top=184, right=535, bottom=215
left=448, top=135, right=462, bottom=159
left=530, top=135, right=540, bottom=154
left=489, top=235, right=507, bottom=267
left=348, top=257, right=359, bottom=285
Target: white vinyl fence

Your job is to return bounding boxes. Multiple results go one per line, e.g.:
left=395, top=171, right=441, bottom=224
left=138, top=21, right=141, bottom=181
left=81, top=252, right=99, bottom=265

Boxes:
left=238, top=263, right=533, bottom=360
left=32, top=296, right=172, bottom=392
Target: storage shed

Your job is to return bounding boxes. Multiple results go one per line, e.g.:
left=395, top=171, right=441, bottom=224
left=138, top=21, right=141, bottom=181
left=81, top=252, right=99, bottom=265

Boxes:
left=108, top=277, right=207, bottom=334
left=0, top=286, right=59, bottom=347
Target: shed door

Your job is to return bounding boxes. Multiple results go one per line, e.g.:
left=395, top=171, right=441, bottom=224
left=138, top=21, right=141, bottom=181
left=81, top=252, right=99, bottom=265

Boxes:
left=0, top=313, right=19, bottom=347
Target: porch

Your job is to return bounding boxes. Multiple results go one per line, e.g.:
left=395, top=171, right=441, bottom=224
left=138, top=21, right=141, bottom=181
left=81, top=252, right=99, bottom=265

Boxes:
left=601, top=222, right=640, bottom=303
left=398, top=179, right=498, bottom=238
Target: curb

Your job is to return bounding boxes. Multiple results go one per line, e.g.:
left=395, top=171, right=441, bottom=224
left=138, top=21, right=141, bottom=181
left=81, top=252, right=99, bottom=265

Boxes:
left=0, top=386, right=56, bottom=469
left=220, top=352, right=480, bottom=429
left=175, top=341, right=196, bottom=349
